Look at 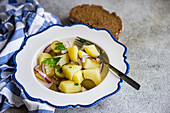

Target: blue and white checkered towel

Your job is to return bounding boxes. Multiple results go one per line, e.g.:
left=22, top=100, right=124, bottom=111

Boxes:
left=0, top=0, right=61, bottom=112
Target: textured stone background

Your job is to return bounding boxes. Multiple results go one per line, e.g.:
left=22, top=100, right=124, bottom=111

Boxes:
left=4, top=0, right=170, bottom=113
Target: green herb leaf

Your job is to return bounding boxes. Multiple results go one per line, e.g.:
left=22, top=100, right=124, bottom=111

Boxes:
left=55, top=43, right=67, bottom=50
left=42, top=57, right=62, bottom=68
left=74, top=83, right=79, bottom=86
left=56, top=65, right=62, bottom=74
left=77, top=38, right=86, bottom=43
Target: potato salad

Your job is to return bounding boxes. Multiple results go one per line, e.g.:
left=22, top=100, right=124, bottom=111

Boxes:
left=34, top=39, right=104, bottom=93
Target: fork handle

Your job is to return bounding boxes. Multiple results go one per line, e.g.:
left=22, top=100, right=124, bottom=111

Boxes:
left=106, top=63, right=140, bottom=90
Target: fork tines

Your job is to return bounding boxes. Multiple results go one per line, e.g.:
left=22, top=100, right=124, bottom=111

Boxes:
left=74, top=37, right=83, bottom=48
left=74, top=36, right=93, bottom=48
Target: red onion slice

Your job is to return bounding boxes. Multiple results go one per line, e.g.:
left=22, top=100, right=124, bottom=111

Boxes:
left=77, top=59, right=83, bottom=70
left=81, top=55, right=90, bottom=63
left=61, top=41, right=70, bottom=54
left=34, top=65, right=51, bottom=83
left=96, top=58, right=100, bottom=62
left=99, top=62, right=104, bottom=73
left=51, top=78, right=60, bottom=86
left=82, top=56, right=100, bottom=63
left=77, top=58, right=82, bottom=66
left=41, top=62, right=46, bottom=74
left=91, top=57, right=99, bottom=60
left=70, top=61, right=74, bottom=64
left=61, top=50, right=67, bottom=54
left=91, top=57, right=101, bottom=63
left=43, top=44, right=51, bottom=53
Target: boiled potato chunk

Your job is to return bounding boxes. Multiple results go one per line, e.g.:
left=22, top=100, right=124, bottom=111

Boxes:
left=68, top=46, right=78, bottom=62
left=83, top=59, right=100, bottom=69
left=35, top=72, right=46, bottom=82
left=82, top=68, right=101, bottom=85
left=78, top=50, right=88, bottom=58
left=50, top=41, right=61, bottom=53
left=72, top=71, right=84, bottom=84
left=54, top=53, right=69, bottom=67
left=84, top=45, right=100, bottom=57
left=38, top=53, right=54, bottom=77
left=55, top=68, right=65, bottom=78
left=45, top=66, right=54, bottom=78
left=38, top=53, right=52, bottom=65
left=59, top=80, right=81, bottom=93
left=62, top=64, right=82, bottom=80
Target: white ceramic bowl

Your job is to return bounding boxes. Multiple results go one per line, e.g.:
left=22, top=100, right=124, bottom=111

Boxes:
left=13, top=24, right=130, bottom=108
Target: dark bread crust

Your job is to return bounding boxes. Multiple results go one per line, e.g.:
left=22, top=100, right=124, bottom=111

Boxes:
left=69, top=4, right=123, bottom=40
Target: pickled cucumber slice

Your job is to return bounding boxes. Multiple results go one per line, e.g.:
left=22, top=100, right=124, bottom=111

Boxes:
left=49, top=50, right=56, bottom=56
left=38, top=53, right=52, bottom=65
left=81, top=79, right=96, bottom=90
left=50, top=41, right=61, bottom=53
left=49, top=84, right=58, bottom=91
left=55, top=67, right=65, bottom=78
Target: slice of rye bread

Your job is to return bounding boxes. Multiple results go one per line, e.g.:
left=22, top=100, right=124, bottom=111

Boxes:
left=69, top=4, right=123, bottom=40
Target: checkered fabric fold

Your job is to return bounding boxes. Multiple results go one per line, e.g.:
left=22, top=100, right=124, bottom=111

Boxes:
left=0, top=0, right=61, bottom=112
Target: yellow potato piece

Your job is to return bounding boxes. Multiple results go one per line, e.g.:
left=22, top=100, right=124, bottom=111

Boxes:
left=38, top=53, right=52, bottom=65
left=83, top=59, right=100, bottom=69
left=54, top=53, right=69, bottom=67
left=55, top=68, right=65, bottom=78
left=62, top=64, right=82, bottom=80
left=84, top=45, right=100, bottom=57
left=59, top=80, right=81, bottom=93
left=72, top=71, right=84, bottom=84
left=38, top=53, right=54, bottom=77
left=45, top=66, right=54, bottom=78
left=82, top=68, right=101, bottom=85
left=68, top=46, right=78, bottom=62
left=50, top=41, right=61, bottom=53
left=78, top=50, right=88, bottom=58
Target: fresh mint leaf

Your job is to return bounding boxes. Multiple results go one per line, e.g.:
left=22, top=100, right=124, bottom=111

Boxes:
left=42, top=57, right=62, bottom=68
left=56, top=65, right=62, bottom=74
left=42, top=60, right=47, bottom=64
left=53, top=57, right=62, bottom=64
left=55, top=43, right=67, bottom=50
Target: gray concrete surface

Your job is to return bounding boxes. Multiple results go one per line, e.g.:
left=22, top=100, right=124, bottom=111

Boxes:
left=4, top=0, right=170, bottom=113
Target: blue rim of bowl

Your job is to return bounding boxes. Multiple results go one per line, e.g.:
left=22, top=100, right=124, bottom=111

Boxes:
left=12, top=23, right=130, bottom=109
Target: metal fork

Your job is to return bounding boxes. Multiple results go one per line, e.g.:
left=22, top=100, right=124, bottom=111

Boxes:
left=74, top=36, right=140, bottom=90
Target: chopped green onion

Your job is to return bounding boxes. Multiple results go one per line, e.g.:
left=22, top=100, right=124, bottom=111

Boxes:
left=74, top=83, right=79, bottom=86
left=55, top=42, right=67, bottom=50
left=56, top=65, right=62, bottom=74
